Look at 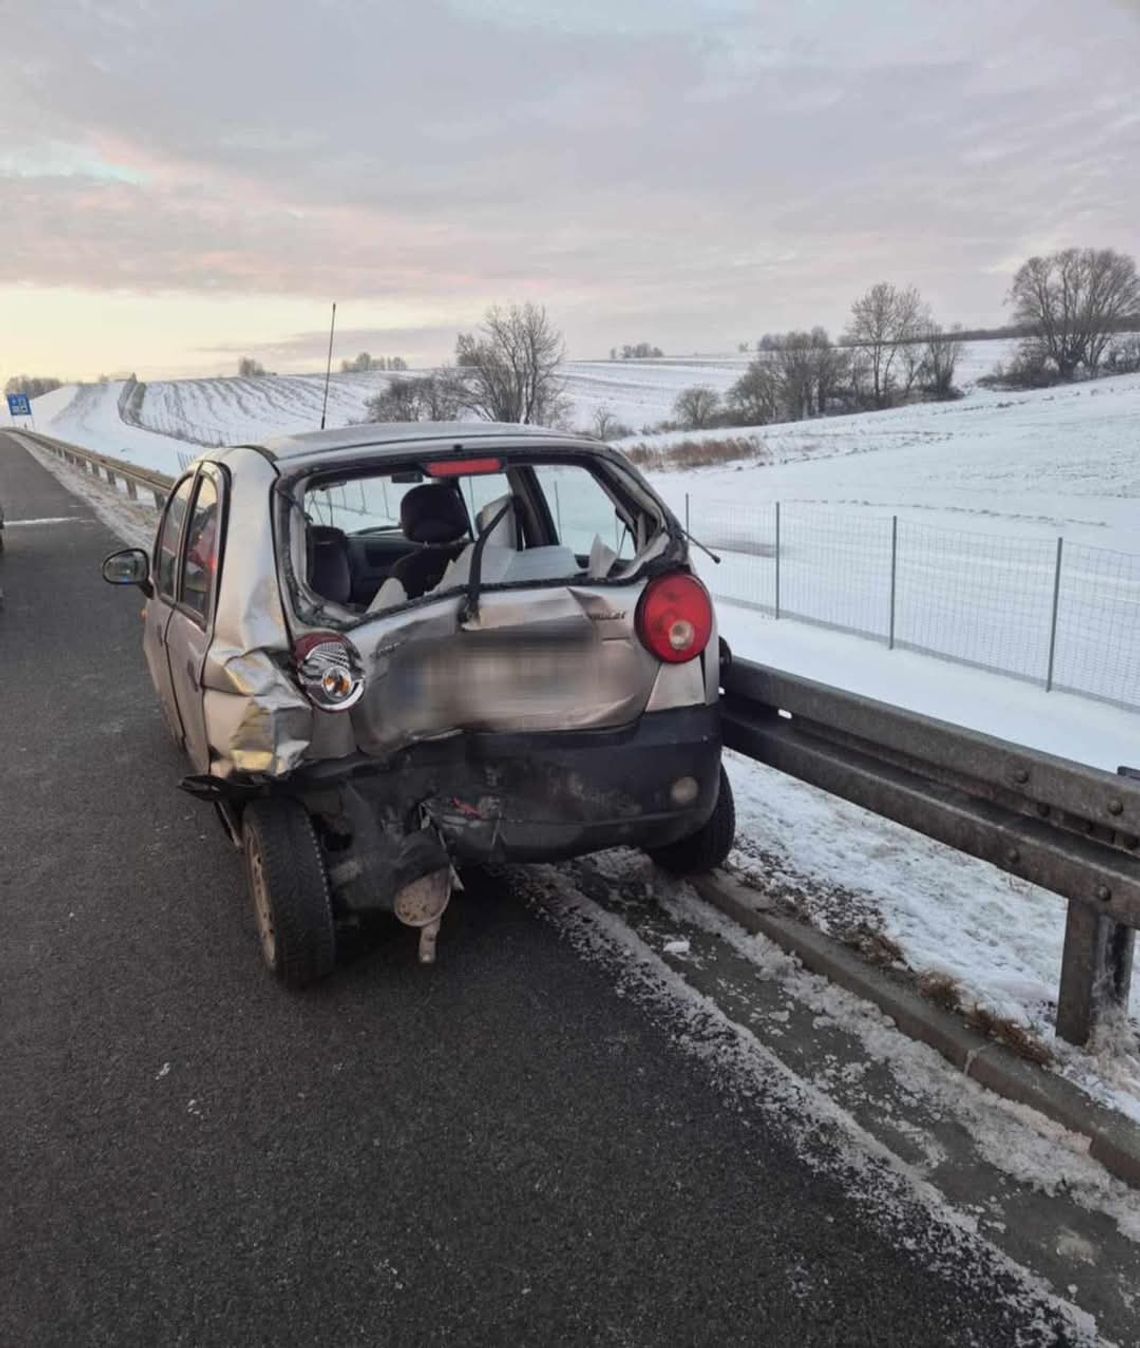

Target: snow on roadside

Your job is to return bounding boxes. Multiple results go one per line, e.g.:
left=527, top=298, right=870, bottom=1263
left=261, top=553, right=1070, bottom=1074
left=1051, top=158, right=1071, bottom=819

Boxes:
left=526, top=865, right=1107, bottom=1341
left=712, top=609, right=1139, bottom=773
left=13, top=434, right=157, bottom=550
left=721, top=747, right=1140, bottom=1124
left=618, top=862, right=1140, bottom=1242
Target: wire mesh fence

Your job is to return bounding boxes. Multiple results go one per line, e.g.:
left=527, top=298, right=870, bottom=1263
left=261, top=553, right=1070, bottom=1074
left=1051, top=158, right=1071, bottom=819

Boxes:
left=689, top=496, right=1140, bottom=711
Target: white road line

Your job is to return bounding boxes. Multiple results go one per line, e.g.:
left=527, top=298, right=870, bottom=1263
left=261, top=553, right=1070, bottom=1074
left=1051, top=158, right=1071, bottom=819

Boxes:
left=4, top=516, right=92, bottom=527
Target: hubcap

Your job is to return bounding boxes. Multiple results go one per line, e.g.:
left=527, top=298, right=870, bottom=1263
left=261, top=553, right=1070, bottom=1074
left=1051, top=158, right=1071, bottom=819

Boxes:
left=246, top=834, right=277, bottom=968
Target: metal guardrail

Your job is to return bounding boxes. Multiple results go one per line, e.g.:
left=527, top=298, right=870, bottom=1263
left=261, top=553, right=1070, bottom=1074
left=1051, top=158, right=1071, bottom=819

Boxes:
left=721, top=658, right=1140, bottom=1046
left=15, top=430, right=173, bottom=507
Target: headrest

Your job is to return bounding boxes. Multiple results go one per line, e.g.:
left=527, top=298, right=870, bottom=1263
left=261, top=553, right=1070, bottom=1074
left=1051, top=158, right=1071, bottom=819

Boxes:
left=400, top=484, right=470, bottom=545
left=475, top=493, right=517, bottom=548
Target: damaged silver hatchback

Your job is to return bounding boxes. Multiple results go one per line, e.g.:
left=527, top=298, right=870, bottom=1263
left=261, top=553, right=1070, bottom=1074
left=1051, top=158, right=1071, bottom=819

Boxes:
left=102, top=423, right=734, bottom=985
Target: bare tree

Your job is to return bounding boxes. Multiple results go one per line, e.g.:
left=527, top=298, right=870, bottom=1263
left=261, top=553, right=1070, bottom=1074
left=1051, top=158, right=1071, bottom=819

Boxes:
left=238, top=357, right=266, bottom=377
left=808, top=327, right=851, bottom=413
left=1009, top=248, right=1140, bottom=378
left=1105, top=333, right=1140, bottom=375
left=729, top=328, right=848, bottom=424
left=920, top=326, right=964, bottom=399
left=364, top=370, right=465, bottom=423
left=591, top=405, right=632, bottom=440
left=365, top=376, right=419, bottom=421
left=455, top=303, right=568, bottom=425
left=773, top=333, right=817, bottom=421
left=726, top=360, right=780, bottom=425
left=672, top=385, right=721, bottom=430
left=845, top=283, right=925, bottom=407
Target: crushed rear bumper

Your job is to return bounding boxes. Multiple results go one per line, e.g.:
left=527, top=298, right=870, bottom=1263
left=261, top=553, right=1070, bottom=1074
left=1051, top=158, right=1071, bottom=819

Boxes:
left=312, top=703, right=722, bottom=864
left=419, top=704, right=722, bottom=861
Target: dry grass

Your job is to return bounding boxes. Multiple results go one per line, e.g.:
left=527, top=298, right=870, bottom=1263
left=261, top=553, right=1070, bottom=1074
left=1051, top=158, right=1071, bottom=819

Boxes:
left=966, top=1003, right=1053, bottom=1065
left=622, top=435, right=766, bottom=472
left=842, top=922, right=906, bottom=968
left=918, top=970, right=963, bottom=1012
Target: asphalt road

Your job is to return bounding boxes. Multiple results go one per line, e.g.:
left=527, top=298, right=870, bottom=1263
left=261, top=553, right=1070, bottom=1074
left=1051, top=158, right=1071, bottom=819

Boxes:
left=0, top=434, right=1080, bottom=1347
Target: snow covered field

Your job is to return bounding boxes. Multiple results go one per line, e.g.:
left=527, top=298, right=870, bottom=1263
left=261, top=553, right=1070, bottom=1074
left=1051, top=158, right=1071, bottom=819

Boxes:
left=4, top=338, right=1021, bottom=461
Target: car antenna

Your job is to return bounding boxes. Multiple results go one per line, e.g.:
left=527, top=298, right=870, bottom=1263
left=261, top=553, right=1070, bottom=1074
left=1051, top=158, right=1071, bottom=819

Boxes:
left=680, top=525, right=721, bottom=565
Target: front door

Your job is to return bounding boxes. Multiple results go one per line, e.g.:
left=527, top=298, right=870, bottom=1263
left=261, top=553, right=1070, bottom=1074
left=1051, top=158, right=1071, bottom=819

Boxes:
left=164, top=468, right=222, bottom=774
left=145, top=474, right=196, bottom=743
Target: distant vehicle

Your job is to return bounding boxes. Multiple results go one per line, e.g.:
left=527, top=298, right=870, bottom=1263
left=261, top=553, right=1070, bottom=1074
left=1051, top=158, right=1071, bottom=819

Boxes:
left=102, top=423, right=734, bottom=985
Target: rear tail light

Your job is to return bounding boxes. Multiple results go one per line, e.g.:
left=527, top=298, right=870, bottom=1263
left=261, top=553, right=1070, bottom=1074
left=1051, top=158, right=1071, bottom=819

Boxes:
left=636, top=573, right=713, bottom=664
left=293, top=632, right=365, bottom=711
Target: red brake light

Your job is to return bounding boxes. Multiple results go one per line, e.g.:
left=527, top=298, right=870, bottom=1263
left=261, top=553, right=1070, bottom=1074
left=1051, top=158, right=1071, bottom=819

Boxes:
left=636, top=574, right=713, bottom=664
left=293, top=632, right=365, bottom=711
left=425, top=457, right=502, bottom=478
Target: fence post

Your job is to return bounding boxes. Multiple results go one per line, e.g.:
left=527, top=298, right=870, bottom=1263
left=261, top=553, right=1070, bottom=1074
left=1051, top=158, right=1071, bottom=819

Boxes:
left=684, top=492, right=690, bottom=534
left=553, top=480, right=562, bottom=536
left=1045, top=537, right=1064, bottom=692
left=774, top=501, right=781, bottom=619
left=888, top=515, right=898, bottom=650
left=1056, top=899, right=1136, bottom=1046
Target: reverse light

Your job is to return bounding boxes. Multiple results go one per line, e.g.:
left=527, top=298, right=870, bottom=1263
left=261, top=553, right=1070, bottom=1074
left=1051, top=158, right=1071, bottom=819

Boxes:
left=293, top=632, right=365, bottom=711
left=636, top=574, right=713, bottom=665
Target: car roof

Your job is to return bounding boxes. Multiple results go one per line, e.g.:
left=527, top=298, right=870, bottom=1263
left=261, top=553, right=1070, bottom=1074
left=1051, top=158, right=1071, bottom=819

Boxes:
left=248, top=421, right=587, bottom=464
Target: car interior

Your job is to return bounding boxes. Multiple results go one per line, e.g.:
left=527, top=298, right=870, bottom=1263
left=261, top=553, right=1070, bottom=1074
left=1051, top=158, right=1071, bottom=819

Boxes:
left=303, top=467, right=631, bottom=615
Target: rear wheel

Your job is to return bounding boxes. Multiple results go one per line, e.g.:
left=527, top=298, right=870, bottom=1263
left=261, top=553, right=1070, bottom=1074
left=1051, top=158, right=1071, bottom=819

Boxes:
left=242, top=798, right=336, bottom=988
left=647, top=767, right=736, bottom=875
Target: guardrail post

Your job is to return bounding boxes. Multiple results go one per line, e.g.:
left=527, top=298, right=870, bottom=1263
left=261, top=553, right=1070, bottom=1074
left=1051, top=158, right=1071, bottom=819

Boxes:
left=888, top=515, right=898, bottom=649
left=151, top=487, right=164, bottom=508
left=1045, top=537, right=1064, bottom=691
left=774, top=501, right=781, bottom=619
left=125, top=479, right=138, bottom=501
left=1056, top=900, right=1136, bottom=1046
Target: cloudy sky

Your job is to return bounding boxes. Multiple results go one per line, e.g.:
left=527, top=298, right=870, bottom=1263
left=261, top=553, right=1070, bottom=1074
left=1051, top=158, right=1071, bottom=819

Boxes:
left=2, top=0, right=1138, bottom=380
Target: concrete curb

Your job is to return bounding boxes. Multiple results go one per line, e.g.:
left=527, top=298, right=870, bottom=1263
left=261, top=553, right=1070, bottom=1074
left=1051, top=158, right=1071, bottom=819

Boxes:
left=692, top=870, right=1140, bottom=1190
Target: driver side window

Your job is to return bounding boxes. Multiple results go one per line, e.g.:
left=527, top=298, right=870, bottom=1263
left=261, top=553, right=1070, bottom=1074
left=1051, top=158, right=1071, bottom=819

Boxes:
left=155, top=476, right=196, bottom=601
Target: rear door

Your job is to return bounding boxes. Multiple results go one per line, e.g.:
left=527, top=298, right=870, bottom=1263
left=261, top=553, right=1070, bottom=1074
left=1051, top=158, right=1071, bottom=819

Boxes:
left=145, top=474, right=196, bottom=742
left=343, top=457, right=663, bottom=755
left=164, top=466, right=224, bottom=774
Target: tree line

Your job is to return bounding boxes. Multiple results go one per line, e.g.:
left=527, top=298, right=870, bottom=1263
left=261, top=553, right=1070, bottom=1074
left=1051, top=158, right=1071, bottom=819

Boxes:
left=667, top=282, right=963, bottom=432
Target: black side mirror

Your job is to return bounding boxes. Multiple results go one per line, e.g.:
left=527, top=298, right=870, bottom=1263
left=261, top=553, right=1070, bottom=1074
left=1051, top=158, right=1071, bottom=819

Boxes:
left=102, top=548, right=153, bottom=597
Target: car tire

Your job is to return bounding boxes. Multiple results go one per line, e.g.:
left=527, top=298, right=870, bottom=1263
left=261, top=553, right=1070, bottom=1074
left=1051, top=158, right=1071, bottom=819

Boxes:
left=647, top=766, right=736, bottom=875
left=242, top=798, right=336, bottom=988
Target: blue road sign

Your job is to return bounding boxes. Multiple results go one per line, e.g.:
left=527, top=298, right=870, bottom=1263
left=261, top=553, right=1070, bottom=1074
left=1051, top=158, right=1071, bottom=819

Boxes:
left=6, top=393, right=32, bottom=417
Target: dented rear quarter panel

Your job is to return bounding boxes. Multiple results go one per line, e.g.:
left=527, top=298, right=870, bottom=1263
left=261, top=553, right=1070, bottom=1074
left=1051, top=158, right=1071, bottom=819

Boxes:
left=191, top=430, right=718, bottom=782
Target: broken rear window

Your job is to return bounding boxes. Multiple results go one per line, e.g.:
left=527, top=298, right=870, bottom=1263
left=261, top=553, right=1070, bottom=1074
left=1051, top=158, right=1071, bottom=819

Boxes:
left=289, top=453, right=667, bottom=620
